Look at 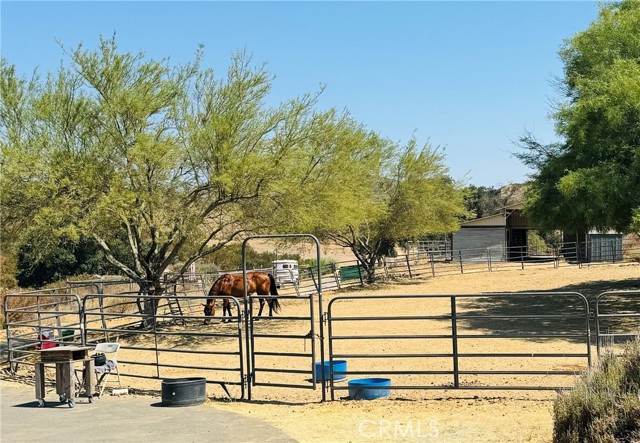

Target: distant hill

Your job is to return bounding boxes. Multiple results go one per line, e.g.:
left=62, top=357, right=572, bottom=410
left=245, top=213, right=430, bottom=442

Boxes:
left=464, top=183, right=527, bottom=220
left=498, top=183, right=526, bottom=208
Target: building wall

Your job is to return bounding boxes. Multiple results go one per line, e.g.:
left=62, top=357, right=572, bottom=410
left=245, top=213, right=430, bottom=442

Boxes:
left=506, top=210, right=530, bottom=229
left=461, top=213, right=505, bottom=227
left=587, top=234, right=623, bottom=262
left=452, top=227, right=505, bottom=261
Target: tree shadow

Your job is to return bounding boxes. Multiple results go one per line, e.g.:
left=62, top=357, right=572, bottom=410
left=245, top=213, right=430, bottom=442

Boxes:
left=457, top=278, right=640, bottom=343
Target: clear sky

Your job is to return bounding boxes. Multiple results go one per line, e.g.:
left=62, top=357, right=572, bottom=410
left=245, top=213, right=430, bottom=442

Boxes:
left=1, top=1, right=601, bottom=187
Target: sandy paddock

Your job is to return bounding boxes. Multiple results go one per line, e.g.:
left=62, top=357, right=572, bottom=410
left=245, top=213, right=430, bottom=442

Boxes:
left=3, top=263, right=639, bottom=442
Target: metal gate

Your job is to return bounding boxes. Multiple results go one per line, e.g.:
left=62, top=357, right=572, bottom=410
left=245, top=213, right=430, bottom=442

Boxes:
left=3, top=291, right=84, bottom=371
left=327, top=292, right=591, bottom=399
left=83, top=293, right=246, bottom=399
left=249, top=293, right=317, bottom=392
left=242, top=234, right=326, bottom=401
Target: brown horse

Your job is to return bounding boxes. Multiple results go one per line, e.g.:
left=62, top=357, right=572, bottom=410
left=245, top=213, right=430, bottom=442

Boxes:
left=203, top=272, right=280, bottom=323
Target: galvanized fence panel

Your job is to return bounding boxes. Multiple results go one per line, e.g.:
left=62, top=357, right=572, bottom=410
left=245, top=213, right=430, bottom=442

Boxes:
left=327, top=292, right=591, bottom=399
left=4, top=291, right=84, bottom=371
left=83, top=292, right=245, bottom=399
left=595, top=290, right=640, bottom=356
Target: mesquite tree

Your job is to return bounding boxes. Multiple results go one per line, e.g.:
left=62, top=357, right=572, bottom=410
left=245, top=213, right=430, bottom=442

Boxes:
left=320, top=139, right=465, bottom=283
left=0, top=37, right=386, bottom=316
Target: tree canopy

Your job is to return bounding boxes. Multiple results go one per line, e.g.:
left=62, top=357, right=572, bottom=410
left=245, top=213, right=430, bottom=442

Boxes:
left=320, top=139, right=465, bottom=282
left=517, top=0, right=640, bottom=234
left=1, top=36, right=464, bottom=289
left=0, top=37, right=386, bottom=290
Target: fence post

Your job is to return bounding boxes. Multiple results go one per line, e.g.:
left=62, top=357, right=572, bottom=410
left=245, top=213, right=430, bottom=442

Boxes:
left=521, top=250, right=525, bottom=270
left=331, top=263, right=341, bottom=290
left=356, top=262, right=364, bottom=286
left=309, top=267, right=318, bottom=291
left=382, top=256, right=389, bottom=280
left=577, top=242, right=582, bottom=268
left=450, top=296, right=459, bottom=388
left=429, top=251, right=436, bottom=277
left=458, top=251, right=464, bottom=274
left=611, top=240, right=615, bottom=263
left=405, top=254, right=413, bottom=279
left=486, top=248, right=492, bottom=272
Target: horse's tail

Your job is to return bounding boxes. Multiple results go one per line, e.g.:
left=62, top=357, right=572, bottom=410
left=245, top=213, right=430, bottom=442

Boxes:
left=268, top=273, right=281, bottom=314
left=268, top=273, right=279, bottom=296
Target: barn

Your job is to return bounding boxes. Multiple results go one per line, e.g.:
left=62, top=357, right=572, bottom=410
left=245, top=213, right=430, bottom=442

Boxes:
left=452, top=202, right=624, bottom=263
left=452, top=203, right=531, bottom=261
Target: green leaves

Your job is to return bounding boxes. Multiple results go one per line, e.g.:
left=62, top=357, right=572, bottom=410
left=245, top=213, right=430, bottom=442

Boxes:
left=0, top=37, right=425, bottom=286
left=1, top=36, right=464, bottom=287
left=323, top=137, right=465, bottom=282
left=519, top=0, right=640, bottom=235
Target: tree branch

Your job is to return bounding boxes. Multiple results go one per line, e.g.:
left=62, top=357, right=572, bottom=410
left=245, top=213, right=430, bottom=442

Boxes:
left=92, top=234, right=140, bottom=281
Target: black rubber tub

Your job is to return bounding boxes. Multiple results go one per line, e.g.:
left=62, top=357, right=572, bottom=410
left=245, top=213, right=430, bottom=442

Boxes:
left=161, top=377, right=206, bottom=407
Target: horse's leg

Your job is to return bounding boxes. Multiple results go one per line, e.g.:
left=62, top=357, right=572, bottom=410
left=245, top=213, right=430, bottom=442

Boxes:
left=257, top=298, right=265, bottom=318
left=224, top=300, right=232, bottom=322
left=268, top=299, right=274, bottom=317
left=225, top=300, right=230, bottom=317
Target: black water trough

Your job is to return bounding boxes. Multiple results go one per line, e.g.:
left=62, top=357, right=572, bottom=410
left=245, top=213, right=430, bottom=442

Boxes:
left=161, top=377, right=206, bottom=407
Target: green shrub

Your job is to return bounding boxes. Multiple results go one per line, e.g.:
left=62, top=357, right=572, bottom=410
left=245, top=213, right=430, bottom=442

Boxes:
left=553, top=338, right=640, bottom=443
left=201, top=243, right=301, bottom=272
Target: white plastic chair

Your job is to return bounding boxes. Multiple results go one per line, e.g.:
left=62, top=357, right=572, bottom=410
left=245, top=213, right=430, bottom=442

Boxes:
left=94, top=342, right=122, bottom=397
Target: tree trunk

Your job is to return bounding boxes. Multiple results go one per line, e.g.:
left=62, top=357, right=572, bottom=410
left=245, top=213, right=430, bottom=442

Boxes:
left=139, top=278, right=165, bottom=329
left=361, top=256, right=377, bottom=284
left=365, top=266, right=376, bottom=284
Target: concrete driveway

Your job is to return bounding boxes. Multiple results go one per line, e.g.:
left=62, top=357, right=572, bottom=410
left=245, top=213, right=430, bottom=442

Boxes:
left=0, top=383, right=295, bottom=443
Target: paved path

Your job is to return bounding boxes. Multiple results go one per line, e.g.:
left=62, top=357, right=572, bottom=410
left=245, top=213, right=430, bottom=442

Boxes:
left=1, top=383, right=295, bottom=443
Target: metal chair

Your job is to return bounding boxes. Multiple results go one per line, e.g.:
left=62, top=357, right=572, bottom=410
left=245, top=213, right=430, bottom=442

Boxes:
left=93, top=342, right=122, bottom=397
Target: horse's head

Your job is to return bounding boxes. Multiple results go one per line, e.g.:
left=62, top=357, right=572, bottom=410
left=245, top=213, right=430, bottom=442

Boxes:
left=203, top=300, right=214, bottom=325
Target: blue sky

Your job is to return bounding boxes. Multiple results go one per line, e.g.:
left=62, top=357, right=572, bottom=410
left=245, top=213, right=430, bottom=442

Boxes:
left=1, top=1, right=601, bottom=187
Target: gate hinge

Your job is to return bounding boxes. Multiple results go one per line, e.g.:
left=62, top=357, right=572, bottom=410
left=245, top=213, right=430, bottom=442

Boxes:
left=322, top=312, right=328, bottom=324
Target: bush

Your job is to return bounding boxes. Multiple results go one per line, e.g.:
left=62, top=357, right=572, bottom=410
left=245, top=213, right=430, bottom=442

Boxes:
left=15, top=236, right=124, bottom=288
left=623, top=234, right=640, bottom=263
left=201, top=243, right=301, bottom=272
left=0, top=255, right=18, bottom=289
left=553, top=338, right=640, bottom=443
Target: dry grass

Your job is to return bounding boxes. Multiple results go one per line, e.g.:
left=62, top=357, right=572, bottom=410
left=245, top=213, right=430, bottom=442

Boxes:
left=553, top=338, right=640, bottom=443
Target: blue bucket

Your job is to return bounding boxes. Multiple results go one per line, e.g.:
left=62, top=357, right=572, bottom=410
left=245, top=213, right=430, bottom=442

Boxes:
left=314, top=360, right=347, bottom=382
left=348, top=378, right=391, bottom=400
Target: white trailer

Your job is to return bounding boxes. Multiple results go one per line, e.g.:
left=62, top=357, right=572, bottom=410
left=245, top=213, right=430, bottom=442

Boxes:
left=272, top=259, right=299, bottom=285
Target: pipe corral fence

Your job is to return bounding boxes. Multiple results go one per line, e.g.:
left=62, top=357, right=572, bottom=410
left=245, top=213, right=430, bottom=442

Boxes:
left=596, top=290, right=640, bottom=357
left=3, top=267, right=639, bottom=401
left=327, top=292, right=594, bottom=399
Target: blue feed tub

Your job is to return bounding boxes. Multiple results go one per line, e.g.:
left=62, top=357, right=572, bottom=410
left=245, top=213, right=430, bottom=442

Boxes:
left=314, top=360, right=347, bottom=382
left=348, top=378, right=391, bottom=400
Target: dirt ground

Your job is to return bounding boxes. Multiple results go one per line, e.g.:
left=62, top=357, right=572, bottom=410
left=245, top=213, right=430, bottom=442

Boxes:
left=3, top=263, right=639, bottom=442
left=209, top=263, right=638, bottom=443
